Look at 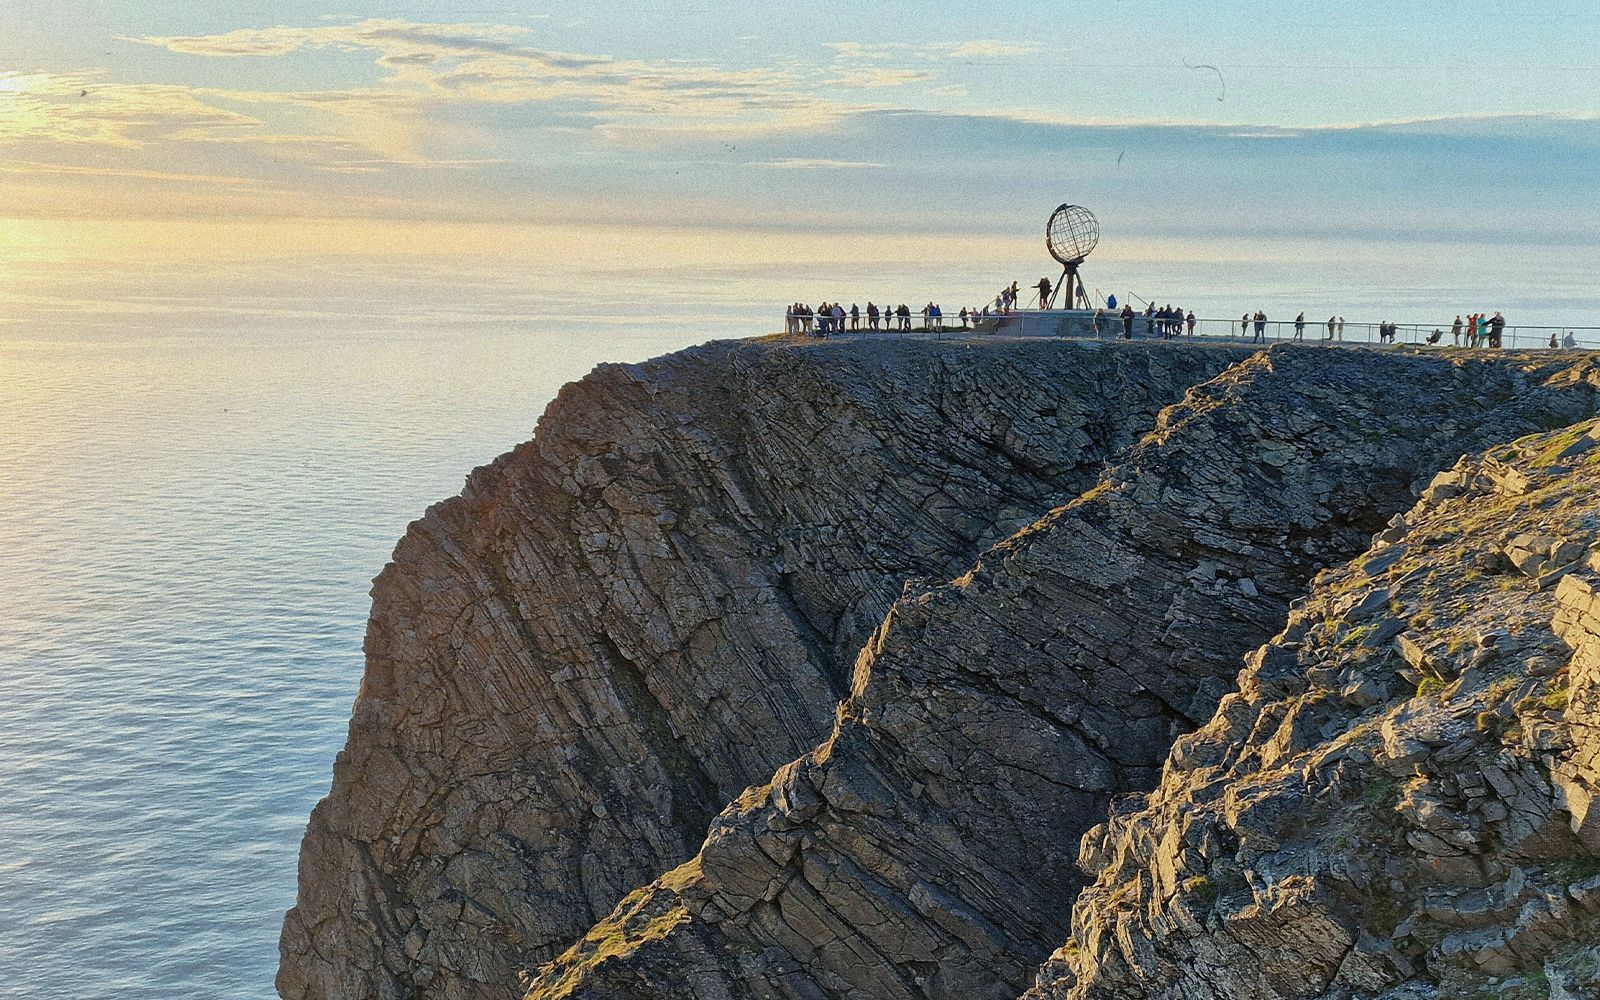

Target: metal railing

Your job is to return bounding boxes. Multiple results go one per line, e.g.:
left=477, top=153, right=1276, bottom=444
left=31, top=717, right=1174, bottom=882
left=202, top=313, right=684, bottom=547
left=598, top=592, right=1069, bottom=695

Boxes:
left=780, top=313, right=1600, bottom=350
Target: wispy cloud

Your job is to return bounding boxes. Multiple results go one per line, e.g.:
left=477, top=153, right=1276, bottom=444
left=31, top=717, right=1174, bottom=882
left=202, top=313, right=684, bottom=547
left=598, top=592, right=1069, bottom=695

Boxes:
left=131, top=18, right=852, bottom=139
left=824, top=39, right=1040, bottom=62
left=0, top=70, right=262, bottom=147
left=748, top=158, right=884, bottom=169
left=129, top=19, right=537, bottom=59
left=830, top=68, right=934, bottom=89
left=6, top=16, right=1597, bottom=245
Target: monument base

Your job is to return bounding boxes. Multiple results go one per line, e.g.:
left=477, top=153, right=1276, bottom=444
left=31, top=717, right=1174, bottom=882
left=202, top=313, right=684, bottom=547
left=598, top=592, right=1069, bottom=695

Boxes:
left=991, top=309, right=1161, bottom=339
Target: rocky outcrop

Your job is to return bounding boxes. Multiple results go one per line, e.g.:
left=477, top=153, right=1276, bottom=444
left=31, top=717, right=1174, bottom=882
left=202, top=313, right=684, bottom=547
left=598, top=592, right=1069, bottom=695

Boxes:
left=522, top=349, right=1600, bottom=1000
left=1033, top=420, right=1600, bottom=999
left=277, top=337, right=1252, bottom=1000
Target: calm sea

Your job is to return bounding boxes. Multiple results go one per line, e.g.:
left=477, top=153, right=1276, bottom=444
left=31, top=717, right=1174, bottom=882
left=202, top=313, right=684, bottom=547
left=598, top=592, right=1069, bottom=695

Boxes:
left=2, top=233, right=1597, bottom=999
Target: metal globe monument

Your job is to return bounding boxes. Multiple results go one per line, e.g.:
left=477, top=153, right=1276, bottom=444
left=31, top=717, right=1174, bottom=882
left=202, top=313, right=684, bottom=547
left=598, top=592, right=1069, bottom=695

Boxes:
left=1044, top=203, right=1099, bottom=309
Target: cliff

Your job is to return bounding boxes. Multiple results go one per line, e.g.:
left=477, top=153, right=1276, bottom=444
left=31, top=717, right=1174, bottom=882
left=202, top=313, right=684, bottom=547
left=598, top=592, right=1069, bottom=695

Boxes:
left=278, top=337, right=1250, bottom=999
left=281, top=336, right=1600, bottom=1000
left=1029, top=420, right=1600, bottom=999
left=521, top=347, right=1600, bottom=1000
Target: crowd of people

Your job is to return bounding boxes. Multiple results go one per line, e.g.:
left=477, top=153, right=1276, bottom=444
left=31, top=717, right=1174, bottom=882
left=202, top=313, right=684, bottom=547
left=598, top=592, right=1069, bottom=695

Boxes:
left=1135, top=303, right=1195, bottom=338
left=786, top=301, right=917, bottom=335
left=786, top=289, right=1030, bottom=338
left=783, top=297, right=1575, bottom=350
left=1445, top=312, right=1508, bottom=348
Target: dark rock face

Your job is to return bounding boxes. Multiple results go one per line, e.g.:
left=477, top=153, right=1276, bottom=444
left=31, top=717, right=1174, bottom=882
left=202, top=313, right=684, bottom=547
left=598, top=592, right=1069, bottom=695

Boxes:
left=1035, top=419, right=1600, bottom=1000
left=522, top=349, right=1600, bottom=1000
left=277, top=337, right=1251, bottom=1000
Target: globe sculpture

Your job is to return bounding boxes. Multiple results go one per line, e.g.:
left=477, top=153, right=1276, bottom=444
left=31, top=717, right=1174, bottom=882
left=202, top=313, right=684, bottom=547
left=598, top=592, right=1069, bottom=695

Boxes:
left=1043, top=204, right=1098, bottom=309
left=1046, top=203, right=1099, bottom=265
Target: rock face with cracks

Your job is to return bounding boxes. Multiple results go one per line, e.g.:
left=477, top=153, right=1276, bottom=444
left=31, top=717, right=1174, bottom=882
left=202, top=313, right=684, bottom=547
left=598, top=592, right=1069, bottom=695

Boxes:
left=281, top=334, right=1600, bottom=1000
left=1031, top=416, right=1600, bottom=1000
left=519, top=347, right=1600, bottom=1000
left=277, top=337, right=1251, bottom=1000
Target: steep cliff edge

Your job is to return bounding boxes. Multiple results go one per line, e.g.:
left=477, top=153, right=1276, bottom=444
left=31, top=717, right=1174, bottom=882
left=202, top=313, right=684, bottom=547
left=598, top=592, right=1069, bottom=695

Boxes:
left=1031, top=422, right=1600, bottom=999
left=522, top=349, right=1600, bottom=1000
left=278, top=337, right=1251, bottom=1000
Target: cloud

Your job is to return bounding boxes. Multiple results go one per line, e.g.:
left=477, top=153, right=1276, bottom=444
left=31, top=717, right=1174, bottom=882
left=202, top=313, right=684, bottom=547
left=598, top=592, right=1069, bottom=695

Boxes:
left=830, top=68, right=934, bottom=89
left=748, top=158, right=884, bottom=169
left=129, top=18, right=860, bottom=151
left=0, top=70, right=263, bottom=147
left=825, top=39, right=1040, bottom=63
left=9, top=15, right=1598, bottom=246
left=130, top=19, right=536, bottom=59
left=944, top=41, right=1040, bottom=59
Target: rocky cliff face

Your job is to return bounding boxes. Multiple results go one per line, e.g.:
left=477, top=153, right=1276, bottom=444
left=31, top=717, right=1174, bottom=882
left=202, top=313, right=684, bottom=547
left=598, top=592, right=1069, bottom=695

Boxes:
left=284, top=336, right=1600, bottom=1000
left=278, top=337, right=1251, bottom=1000
left=519, top=348, right=1600, bottom=1000
left=1030, top=419, right=1600, bottom=1000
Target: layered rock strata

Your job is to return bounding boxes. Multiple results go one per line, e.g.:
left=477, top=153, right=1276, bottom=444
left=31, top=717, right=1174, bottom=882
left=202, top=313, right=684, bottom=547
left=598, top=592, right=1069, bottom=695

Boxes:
left=278, top=337, right=1252, bottom=999
left=524, top=349, right=1600, bottom=1000
left=1033, top=421, right=1600, bottom=998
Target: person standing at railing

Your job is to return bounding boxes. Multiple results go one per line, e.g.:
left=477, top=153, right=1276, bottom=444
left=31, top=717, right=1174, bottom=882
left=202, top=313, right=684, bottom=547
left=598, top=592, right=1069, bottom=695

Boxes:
left=866, top=302, right=879, bottom=331
left=1242, top=313, right=1250, bottom=337
left=1254, top=311, right=1267, bottom=341
left=1121, top=303, right=1135, bottom=340
left=1490, top=311, right=1505, bottom=348
left=1186, top=310, right=1196, bottom=336
left=1451, top=315, right=1463, bottom=346
left=1325, top=315, right=1336, bottom=340
left=1294, top=312, right=1306, bottom=340
left=849, top=303, right=860, bottom=332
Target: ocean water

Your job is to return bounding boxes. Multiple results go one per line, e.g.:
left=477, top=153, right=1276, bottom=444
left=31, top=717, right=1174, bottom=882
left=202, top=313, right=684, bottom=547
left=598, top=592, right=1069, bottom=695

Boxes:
left=3, top=229, right=1598, bottom=1000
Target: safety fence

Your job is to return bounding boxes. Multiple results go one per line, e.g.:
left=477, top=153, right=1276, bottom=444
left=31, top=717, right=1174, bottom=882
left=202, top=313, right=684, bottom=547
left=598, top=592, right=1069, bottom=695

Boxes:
left=781, top=313, right=1600, bottom=350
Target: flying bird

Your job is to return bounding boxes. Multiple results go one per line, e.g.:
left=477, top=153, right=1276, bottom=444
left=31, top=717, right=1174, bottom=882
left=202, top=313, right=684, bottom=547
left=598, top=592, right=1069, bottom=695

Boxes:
left=1182, top=59, right=1226, bottom=101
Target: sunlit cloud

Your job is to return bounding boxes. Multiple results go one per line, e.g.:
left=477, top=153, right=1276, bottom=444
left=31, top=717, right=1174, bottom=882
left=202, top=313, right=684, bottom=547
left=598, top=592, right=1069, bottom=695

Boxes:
left=132, top=18, right=854, bottom=139
left=0, top=71, right=262, bottom=147
left=2, top=14, right=1595, bottom=247
left=830, top=68, right=934, bottom=89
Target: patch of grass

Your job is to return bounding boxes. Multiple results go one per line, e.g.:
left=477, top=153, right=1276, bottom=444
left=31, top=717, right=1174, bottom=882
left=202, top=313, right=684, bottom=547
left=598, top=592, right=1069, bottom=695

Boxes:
left=1476, top=708, right=1513, bottom=737
left=1335, top=622, right=1378, bottom=650
left=1417, top=675, right=1448, bottom=697
left=1518, top=684, right=1570, bottom=714
left=1362, top=774, right=1401, bottom=808
left=1183, top=874, right=1218, bottom=907
left=1547, top=857, right=1600, bottom=884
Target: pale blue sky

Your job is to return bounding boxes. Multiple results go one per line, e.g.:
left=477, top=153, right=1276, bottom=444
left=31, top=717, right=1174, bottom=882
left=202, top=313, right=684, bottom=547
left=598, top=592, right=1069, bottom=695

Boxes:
left=2, top=2, right=1597, bottom=245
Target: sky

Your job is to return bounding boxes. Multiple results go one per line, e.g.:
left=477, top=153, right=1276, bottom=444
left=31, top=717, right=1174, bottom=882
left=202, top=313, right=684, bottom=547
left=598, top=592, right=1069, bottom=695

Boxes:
left=1, top=1, right=1598, bottom=261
